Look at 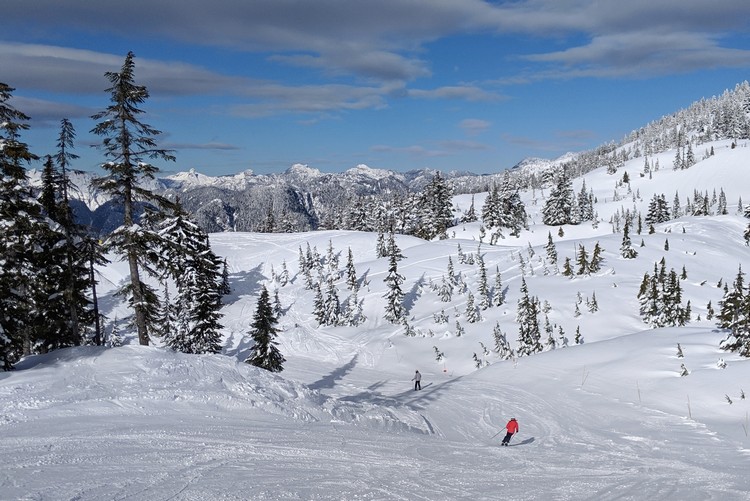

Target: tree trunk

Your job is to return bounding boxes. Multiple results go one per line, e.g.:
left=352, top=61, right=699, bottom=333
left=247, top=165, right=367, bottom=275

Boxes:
left=123, top=180, right=149, bottom=346
left=128, top=250, right=149, bottom=345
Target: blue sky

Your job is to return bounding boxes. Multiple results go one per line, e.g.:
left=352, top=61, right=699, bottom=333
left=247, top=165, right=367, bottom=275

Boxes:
left=3, top=0, right=750, bottom=176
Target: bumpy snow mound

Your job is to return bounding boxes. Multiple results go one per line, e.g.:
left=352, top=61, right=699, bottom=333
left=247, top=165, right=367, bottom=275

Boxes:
left=0, top=346, right=432, bottom=434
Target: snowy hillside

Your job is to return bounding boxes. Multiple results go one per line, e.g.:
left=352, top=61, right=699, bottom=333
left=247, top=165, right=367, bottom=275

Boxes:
left=3, top=128, right=750, bottom=499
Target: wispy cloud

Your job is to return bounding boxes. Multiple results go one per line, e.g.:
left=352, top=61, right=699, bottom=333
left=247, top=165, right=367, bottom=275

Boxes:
left=408, top=86, right=504, bottom=102
left=439, top=139, right=491, bottom=151
left=459, top=119, right=492, bottom=136
left=0, top=43, right=258, bottom=95
left=230, top=83, right=390, bottom=117
left=9, top=95, right=93, bottom=124
left=371, top=138, right=490, bottom=158
left=162, top=142, right=240, bottom=151
left=521, top=31, right=750, bottom=79
left=371, top=144, right=451, bottom=158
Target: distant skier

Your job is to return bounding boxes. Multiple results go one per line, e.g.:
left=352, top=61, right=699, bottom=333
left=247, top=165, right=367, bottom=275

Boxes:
left=501, top=417, right=519, bottom=446
left=412, top=370, right=422, bottom=390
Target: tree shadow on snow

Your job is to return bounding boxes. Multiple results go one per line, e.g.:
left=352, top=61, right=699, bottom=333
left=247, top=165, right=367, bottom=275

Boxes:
left=222, top=264, right=267, bottom=304
left=340, top=375, right=464, bottom=411
left=308, top=354, right=358, bottom=390
left=403, top=273, right=426, bottom=314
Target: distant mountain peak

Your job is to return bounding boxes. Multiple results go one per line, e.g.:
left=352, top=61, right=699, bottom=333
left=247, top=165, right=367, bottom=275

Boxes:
left=286, top=163, right=322, bottom=177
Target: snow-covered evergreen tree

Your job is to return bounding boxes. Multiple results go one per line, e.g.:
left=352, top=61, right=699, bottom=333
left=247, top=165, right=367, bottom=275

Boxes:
left=637, top=261, right=690, bottom=328
left=476, top=253, right=490, bottom=310
left=575, top=326, right=584, bottom=345
left=587, top=292, right=599, bottom=313
left=543, top=315, right=556, bottom=351
left=455, top=320, right=465, bottom=337
left=717, top=265, right=750, bottom=357
left=620, top=218, right=638, bottom=259
left=545, top=232, right=558, bottom=267
left=482, top=172, right=528, bottom=238
left=155, top=205, right=225, bottom=354
left=276, top=259, right=289, bottom=288
left=461, top=195, right=477, bottom=223
left=415, top=172, right=454, bottom=240
left=589, top=242, right=603, bottom=272
left=577, top=180, right=595, bottom=222
left=219, top=259, right=231, bottom=295
left=576, top=244, right=590, bottom=276
left=492, top=321, right=514, bottom=360
left=465, top=292, right=481, bottom=323
left=672, top=191, right=682, bottom=219
left=387, top=232, right=404, bottom=261
left=383, top=246, right=406, bottom=324
left=376, top=229, right=387, bottom=258
left=322, top=273, right=342, bottom=326
left=343, top=289, right=366, bottom=326
left=326, top=239, right=339, bottom=276
left=245, top=286, right=285, bottom=372
left=35, top=156, right=92, bottom=352
left=0, top=83, right=63, bottom=368
left=645, top=193, right=671, bottom=226
left=492, top=266, right=504, bottom=307
left=516, top=277, right=542, bottom=356
left=438, top=275, right=453, bottom=302
left=562, top=257, right=574, bottom=277
left=345, top=247, right=358, bottom=291
left=542, top=170, right=577, bottom=226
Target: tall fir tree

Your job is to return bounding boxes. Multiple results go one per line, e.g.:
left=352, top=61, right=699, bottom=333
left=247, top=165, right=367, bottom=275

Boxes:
left=383, top=246, right=406, bottom=324
left=91, top=52, right=175, bottom=346
left=476, top=253, right=490, bottom=310
left=41, top=119, right=103, bottom=348
left=0, top=83, right=63, bottom=368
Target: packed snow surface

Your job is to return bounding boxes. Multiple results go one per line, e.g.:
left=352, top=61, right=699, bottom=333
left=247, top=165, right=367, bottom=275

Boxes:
left=2, top=330, right=749, bottom=500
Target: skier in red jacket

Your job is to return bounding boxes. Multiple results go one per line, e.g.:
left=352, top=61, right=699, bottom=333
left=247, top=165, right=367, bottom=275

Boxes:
left=501, top=418, right=519, bottom=446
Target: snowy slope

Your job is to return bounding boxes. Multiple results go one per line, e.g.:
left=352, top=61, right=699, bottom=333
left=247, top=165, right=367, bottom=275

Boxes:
left=1, top=330, right=748, bottom=500
left=2, top=138, right=750, bottom=500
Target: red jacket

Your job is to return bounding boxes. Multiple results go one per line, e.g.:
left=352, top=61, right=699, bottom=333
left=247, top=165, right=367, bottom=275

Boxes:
left=506, top=419, right=519, bottom=434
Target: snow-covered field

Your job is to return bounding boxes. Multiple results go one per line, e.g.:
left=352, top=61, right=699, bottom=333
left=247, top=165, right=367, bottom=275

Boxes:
left=2, top=138, right=750, bottom=500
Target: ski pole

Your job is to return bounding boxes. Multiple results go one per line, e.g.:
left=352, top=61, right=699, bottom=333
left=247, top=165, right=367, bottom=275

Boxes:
left=490, top=430, right=503, bottom=439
